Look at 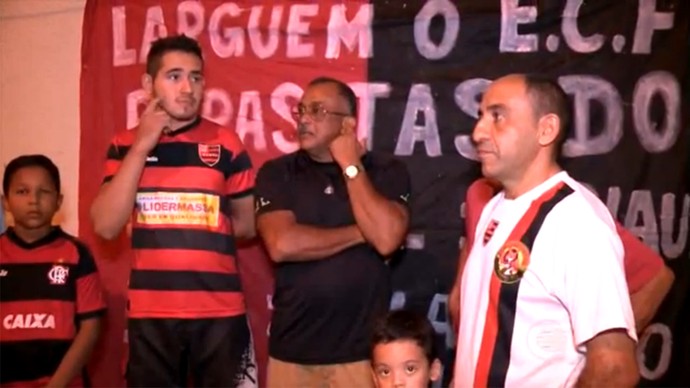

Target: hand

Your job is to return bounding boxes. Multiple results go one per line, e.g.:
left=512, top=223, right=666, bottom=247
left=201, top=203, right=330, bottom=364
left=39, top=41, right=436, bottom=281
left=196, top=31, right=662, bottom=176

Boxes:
left=329, top=117, right=366, bottom=168
left=132, top=97, right=170, bottom=154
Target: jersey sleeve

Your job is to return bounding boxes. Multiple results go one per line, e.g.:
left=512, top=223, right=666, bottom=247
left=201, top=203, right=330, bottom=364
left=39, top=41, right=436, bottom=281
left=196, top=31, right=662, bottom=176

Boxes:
left=103, top=135, right=126, bottom=184
left=371, top=158, right=411, bottom=207
left=552, top=208, right=637, bottom=349
left=73, top=242, right=107, bottom=320
left=254, top=160, right=293, bottom=215
left=616, top=223, right=664, bottom=294
left=465, top=178, right=500, bottom=247
left=223, top=131, right=255, bottom=199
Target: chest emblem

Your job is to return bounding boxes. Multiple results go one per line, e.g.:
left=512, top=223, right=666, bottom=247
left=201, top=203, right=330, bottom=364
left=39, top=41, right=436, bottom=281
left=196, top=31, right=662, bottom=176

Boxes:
left=198, top=144, right=221, bottom=167
left=48, top=264, right=70, bottom=285
left=494, top=240, right=530, bottom=283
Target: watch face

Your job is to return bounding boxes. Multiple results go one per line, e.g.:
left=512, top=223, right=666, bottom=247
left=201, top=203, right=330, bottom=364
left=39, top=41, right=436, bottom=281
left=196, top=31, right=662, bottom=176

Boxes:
left=345, top=165, right=359, bottom=177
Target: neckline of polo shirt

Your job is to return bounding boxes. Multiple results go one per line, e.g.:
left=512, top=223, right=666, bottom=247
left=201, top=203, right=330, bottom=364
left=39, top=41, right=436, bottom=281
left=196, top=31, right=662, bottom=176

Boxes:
left=5, top=226, right=63, bottom=249
left=163, top=115, right=202, bottom=138
left=297, top=150, right=373, bottom=170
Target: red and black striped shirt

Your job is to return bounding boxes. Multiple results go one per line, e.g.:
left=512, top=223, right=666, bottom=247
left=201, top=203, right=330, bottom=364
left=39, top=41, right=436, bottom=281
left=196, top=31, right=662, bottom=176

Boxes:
left=0, top=227, right=106, bottom=387
left=103, top=117, right=255, bottom=319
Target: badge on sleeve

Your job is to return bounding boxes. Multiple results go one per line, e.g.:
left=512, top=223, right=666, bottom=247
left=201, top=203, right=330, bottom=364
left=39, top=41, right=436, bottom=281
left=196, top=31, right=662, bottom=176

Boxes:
left=494, top=241, right=530, bottom=283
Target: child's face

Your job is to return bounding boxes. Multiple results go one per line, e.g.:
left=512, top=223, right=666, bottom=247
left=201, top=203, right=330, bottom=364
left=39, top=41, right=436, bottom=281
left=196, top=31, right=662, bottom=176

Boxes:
left=2, top=167, right=61, bottom=231
left=371, top=340, right=441, bottom=388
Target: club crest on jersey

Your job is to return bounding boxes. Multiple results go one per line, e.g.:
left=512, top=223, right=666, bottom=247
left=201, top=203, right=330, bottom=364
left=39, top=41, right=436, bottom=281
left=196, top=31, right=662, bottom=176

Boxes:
left=494, top=240, right=530, bottom=283
left=48, top=264, right=69, bottom=285
left=198, top=144, right=221, bottom=167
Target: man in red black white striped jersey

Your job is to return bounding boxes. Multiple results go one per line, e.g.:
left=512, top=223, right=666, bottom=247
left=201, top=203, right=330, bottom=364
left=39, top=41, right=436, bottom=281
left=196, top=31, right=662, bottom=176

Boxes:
left=453, top=74, right=638, bottom=387
left=91, top=35, right=257, bottom=387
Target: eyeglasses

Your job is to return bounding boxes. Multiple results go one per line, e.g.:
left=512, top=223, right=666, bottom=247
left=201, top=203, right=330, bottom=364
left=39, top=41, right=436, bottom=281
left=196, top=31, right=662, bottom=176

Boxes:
left=290, top=103, right=350, bottom=122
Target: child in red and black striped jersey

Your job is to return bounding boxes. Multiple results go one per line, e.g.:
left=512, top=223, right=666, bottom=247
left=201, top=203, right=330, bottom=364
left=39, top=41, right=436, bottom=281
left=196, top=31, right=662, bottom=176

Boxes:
left=0, top=154, right=106, bottom=387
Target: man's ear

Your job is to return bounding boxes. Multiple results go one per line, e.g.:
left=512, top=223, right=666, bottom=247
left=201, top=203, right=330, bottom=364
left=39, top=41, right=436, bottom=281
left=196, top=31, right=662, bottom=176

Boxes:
left=341, top=116, right=357, bottom=135
left=537, top=113, right=561, bottom=147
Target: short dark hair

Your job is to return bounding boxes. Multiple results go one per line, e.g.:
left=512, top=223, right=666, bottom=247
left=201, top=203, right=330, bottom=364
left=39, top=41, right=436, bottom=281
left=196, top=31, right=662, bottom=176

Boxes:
left=308, top=77, right=358, bottom=117
left=523, top=74, right=571, bottom=156
left=371, top=309, right=438, bottom=363
left=146, top=34, right=203, bottom=77
left=3, top=154, right=61, bottom=195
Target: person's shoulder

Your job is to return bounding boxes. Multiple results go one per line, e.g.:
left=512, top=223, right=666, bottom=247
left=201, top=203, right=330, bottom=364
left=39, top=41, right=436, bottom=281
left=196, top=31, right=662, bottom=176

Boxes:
left=110, top=127, right=136, bottom=145
left=57, top=229, right=94, bottom=256
left=468, top=178, right=501, bottom=203
left=198, top=118, right=237, bottom=141
left=258, top=152, right=301, bottom=175
left=547, top=176, right=617, bottom=233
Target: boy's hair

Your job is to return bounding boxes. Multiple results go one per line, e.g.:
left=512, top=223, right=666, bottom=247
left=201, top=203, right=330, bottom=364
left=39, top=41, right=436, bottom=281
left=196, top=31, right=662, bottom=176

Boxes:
left=146, top=34, right=203, bottom=77
left=2, top=154, right=61, bottom=195
left=371, top=309, right=438, bottom=363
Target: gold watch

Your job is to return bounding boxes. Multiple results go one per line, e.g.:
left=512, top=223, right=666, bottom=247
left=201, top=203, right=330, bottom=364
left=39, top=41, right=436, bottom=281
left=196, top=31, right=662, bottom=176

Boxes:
left=343, top=164, right=362, bottom=179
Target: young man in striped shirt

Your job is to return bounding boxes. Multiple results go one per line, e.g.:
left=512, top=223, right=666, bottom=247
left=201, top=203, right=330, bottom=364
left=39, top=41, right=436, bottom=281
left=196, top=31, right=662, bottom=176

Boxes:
left=91, top=35, right=257, bottom=387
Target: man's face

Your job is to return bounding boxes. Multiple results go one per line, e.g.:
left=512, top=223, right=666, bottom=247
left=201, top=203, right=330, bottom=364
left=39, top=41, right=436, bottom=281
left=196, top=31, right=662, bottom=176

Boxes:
left=145, top=51, right=204, bottom=121
left=472, top=75, right=540, bottom=184
left=2, top=166, right=62, bottom=231
left=294, top=82, right=351, bottom=156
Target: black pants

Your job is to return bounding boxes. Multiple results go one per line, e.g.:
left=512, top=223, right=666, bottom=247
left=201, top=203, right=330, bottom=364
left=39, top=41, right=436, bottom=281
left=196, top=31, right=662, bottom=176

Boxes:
left=126, top=315, right=257, bottom=387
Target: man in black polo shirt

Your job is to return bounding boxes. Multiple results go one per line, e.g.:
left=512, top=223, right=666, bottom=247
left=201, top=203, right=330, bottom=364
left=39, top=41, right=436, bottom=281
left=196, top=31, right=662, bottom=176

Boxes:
left=255, top=77, right=411, bottom=387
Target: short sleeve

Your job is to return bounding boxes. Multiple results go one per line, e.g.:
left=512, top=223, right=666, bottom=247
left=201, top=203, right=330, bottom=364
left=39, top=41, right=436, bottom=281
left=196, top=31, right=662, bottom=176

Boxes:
left=103, top=136, right=125, bottom=184
left=254, top=160, right=293, bottom=215
left=617, top=223, right=664, bottom=293
left=465, top=178, right=500, bottom=247
left=371, top=158, right=411, bottom=207
left=552, top=210, right=636, bottom=349
left=224, top=132, right=255, bottom=199
left=74, top=241, right=107, bottom=320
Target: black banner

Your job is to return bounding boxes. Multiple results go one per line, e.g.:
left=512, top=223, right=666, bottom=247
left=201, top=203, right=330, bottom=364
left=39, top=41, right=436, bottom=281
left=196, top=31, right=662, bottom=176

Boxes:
left=369, top=1, right=689, bottom=386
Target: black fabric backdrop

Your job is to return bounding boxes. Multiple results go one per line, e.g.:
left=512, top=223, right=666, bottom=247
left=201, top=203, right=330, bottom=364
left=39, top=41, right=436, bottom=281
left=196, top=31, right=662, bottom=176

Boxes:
left=77, top=1, right=689, bottom=386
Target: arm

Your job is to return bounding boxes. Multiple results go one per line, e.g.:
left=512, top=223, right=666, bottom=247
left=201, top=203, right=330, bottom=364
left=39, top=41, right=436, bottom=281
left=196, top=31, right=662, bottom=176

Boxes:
left=91, top=98, right=170, bottom=239
left=630, top=266, right=674, bottom=332
left=449, top=243, right=469, bottom=332
left=617, top=223, right=674, bottom=331
left=576, top=329, right=639, bottom=387
left=254, top=159, right=365, bottom=263
left=553, top=208, right=637, bottom=386
left=47, top=317, right=102, bottom=388
left=450, top=178, right=498, bottom=330
left=344, top=171, right=409, bottom=256
left=329, top=121, right=410, bottom=256
left=90, top=149, right=147, bottom=240
left=257, top=210, right=365, bottom=262
left=230, top=195, right=256, bottom=240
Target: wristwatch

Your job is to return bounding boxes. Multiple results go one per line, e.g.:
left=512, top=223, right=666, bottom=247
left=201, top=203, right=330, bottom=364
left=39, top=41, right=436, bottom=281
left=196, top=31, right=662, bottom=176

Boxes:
left=343, top=164, right=362, bottom=179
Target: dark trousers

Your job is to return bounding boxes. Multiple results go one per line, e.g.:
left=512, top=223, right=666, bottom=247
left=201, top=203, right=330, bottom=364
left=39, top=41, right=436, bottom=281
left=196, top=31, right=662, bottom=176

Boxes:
left=126, top=315, right=257, bottom=387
